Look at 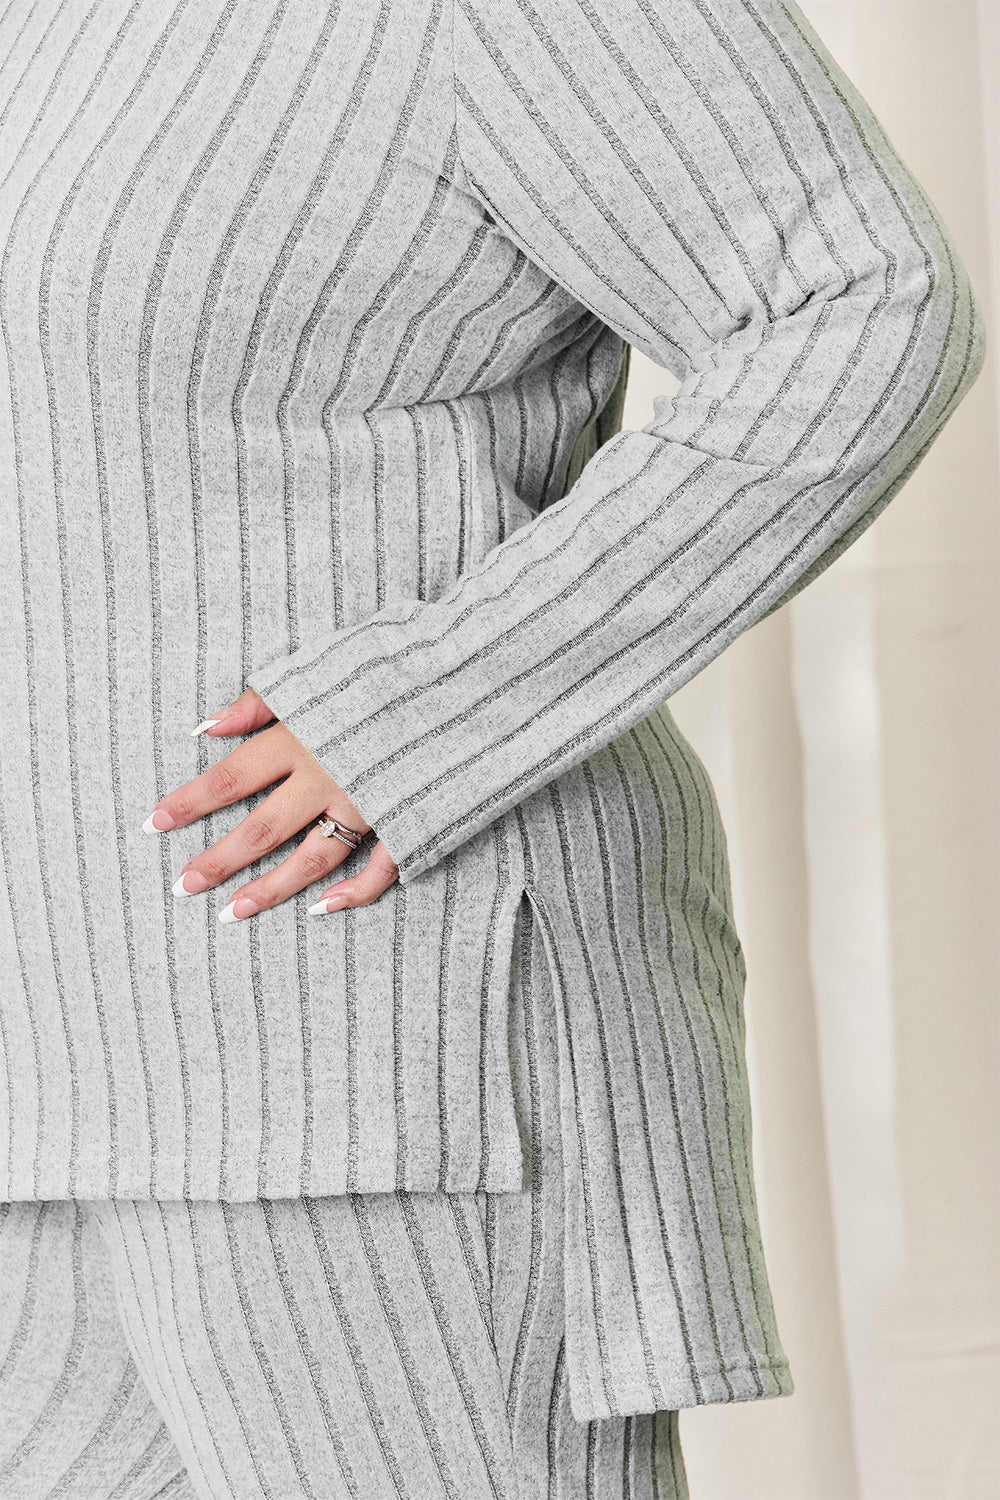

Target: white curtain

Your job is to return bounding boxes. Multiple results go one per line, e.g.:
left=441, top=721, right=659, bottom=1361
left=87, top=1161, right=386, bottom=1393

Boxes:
left=621, top=3, right=999, bottom=1496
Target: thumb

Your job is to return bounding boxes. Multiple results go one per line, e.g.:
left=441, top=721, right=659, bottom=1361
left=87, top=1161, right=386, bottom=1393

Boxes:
left=191, top=687, right=275, bottom=737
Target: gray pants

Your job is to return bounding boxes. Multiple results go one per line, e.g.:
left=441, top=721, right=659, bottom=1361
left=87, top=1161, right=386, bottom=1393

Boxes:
left=0, top=911, right=688, bottom=1500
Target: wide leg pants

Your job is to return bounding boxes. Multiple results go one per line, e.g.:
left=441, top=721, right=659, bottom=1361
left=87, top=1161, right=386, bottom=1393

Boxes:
left=0, top=901, right=688, bottom=1500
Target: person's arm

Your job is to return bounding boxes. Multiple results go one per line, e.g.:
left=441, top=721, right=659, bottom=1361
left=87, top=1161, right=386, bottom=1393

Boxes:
left=247, top=0, right=987, bottom=885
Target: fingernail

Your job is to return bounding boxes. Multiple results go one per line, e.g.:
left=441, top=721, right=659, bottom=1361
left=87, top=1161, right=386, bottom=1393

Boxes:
left=307, top=890, right=351, bottom=915
left=219, top=895, right=260, bottom=924
left=307, top=888, right=350, bottom=912
left=190, top=718, right=224, bottom=737
left=143, top=809, right=176, bottom=833
left=172, top=870, right=210, bottom=896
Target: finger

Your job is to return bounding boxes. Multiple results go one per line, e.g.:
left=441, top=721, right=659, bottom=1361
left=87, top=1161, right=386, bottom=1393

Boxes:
left=172, top=777, right=353, bottom=899
left=216, top=817, right=369, bottom=922
left=147, top=725, right=295, bottom=834
left=306, top=840, right=400, bottom=915
left=190, top=687, right=274, bottom=738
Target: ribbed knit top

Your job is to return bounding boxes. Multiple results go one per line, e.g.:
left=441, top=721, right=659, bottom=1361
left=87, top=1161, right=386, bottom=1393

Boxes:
left=0, top=0, right=985, bottom=1420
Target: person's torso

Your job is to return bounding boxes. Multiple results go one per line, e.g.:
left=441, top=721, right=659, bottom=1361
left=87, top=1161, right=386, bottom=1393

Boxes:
left=0, top=0, right=636, bottom=1199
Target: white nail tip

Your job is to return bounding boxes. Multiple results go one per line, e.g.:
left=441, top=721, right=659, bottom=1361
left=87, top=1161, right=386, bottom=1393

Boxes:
left=307, top=899, right=332, bottom=915
left=172, top=873, right=196, bottom=897
left=142, top=814, right=159, bottom=834
left=190, top=718, right=223, bottom=737
left=218, top=900, right=239, bottom=924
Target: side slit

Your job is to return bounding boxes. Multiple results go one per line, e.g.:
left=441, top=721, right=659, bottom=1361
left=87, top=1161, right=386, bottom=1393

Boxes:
left=519, top=881, right=608, bottom=1424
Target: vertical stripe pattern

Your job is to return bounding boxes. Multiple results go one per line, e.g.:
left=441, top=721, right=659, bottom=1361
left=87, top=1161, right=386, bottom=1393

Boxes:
left=515, top=711, right=797, bottom=1416
left=0, top=1200, right=192, bottom=1498
left=0, top=904, right=689, bottom=1497
left=0, top=0, right=985, bottom=1423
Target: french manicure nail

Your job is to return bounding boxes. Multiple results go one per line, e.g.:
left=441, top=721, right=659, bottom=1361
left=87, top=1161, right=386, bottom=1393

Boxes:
left=190, top=718, right=223, bottom=737
left=307, top=891, right=350, bottom=915
left=219, top=895, right=260, bottom=923
left=172, top=870, right=210, bottom=896
left=143, top=809, right=176, bottom=833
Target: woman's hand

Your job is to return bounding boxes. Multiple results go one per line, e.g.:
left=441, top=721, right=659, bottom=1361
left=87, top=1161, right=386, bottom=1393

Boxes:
left=143, top=687, right=400, bottom=921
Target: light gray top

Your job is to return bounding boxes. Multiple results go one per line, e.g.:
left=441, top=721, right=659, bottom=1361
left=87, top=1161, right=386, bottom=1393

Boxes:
left=0, top=0, right=985, bottom=1418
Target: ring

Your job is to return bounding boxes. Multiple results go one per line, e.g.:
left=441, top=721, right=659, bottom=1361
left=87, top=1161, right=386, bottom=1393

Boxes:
left=315, top=814, right=365, bottom=851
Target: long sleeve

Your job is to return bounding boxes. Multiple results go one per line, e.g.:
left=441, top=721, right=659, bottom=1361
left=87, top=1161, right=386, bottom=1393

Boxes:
left=246, top=0, right=987, bottom=884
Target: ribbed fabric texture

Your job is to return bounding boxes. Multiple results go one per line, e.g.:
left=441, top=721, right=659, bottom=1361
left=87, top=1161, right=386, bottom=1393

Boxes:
left=249, top=0, right=987, bottom=879
left=0, top=0, right=984, bottom=1420
left=0, top=913, right=689, bottom=1491
left=0, top=1197, right=684, bottom=1499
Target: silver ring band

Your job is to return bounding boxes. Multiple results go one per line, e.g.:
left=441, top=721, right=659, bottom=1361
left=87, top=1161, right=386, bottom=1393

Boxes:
left=315, top=814, right=364, bottom=851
